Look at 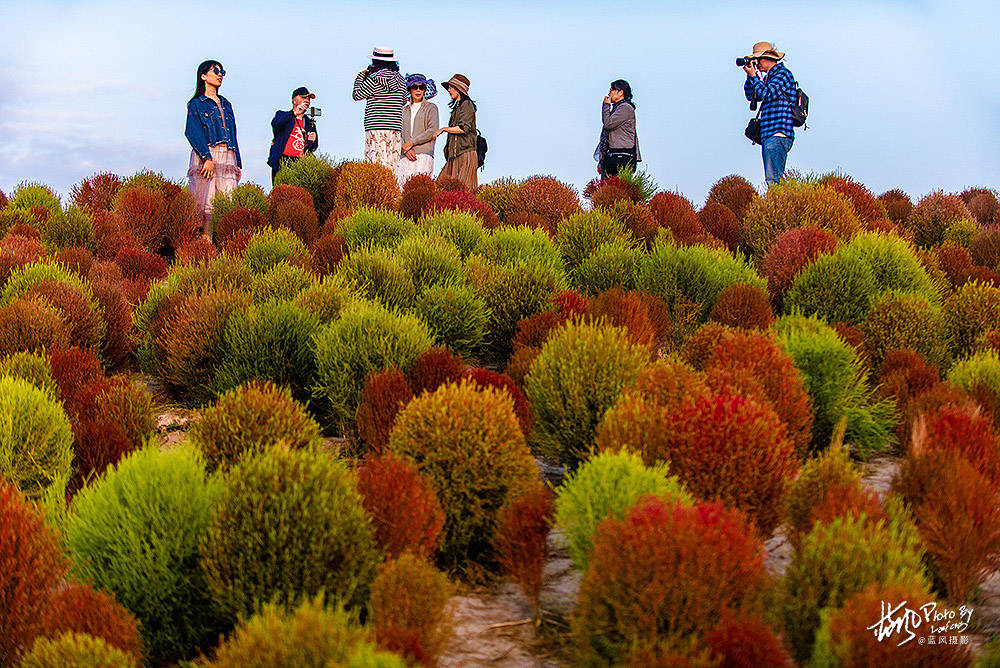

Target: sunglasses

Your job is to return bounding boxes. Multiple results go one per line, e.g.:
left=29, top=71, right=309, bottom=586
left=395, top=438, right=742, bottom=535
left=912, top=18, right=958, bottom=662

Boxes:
left=410, top=84, right=426, bottom=90
left=212, top=65, right=226, bottom=76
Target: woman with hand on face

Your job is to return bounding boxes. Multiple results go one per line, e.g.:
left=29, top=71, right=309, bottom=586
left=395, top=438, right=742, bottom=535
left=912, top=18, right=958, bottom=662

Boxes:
left=395, top=74, right=439, bottom=189
left=185, top=60, right=241, bottom=241
left=594, top=79, right=641, bottom=178
left=434, top=74, right=478, bottom=191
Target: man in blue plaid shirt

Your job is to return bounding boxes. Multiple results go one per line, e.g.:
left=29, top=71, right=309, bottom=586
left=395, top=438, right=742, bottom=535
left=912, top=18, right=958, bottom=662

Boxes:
left=742, top=42, right=798, bottom=185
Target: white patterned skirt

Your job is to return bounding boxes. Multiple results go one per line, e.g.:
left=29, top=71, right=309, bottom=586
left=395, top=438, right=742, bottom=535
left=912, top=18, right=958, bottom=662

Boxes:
left=364, top=130, right=402, bottom=171
left=188, top=144, right=239, bottom=237
left=394, top=153, right=435, bottom=190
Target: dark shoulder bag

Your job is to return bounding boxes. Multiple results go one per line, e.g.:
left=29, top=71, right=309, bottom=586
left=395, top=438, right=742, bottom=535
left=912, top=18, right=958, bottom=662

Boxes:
left=745, top=98, right=763, bottom=145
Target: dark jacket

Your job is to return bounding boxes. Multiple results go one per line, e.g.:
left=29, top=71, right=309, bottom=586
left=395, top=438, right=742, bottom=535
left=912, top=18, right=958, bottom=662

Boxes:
left=444, top=98, right=476, bottom=160
left=185, top=94, right=241, bottom=168
left=268, top=111, right=319, bottom=168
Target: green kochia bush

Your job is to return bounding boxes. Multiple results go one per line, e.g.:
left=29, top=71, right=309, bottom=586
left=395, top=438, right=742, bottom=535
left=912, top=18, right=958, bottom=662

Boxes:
left=635, top=239, right=765, bottom=319
left=201, top=597, right=404, bottom=668
left=945, top=280, right=1000, bottom=361
left=418, top=210, right=485, bottom=258
left=0, top=376, right=73, bottom=503
left=8, top=182, right=61, bottom=218
left=525, top=320, right=648, bottom=469
left=554, top=450, right=691, bottom=570
left=273, top=153, right=335, bottom=215
left=214, top=299, right=320, bottom=399
left=555, top=210, right=633, bottom=272
left=188, top=381, right=323, bottom=473
left=64, top=445, right=225, bottom=665
left=948, top=350, right=1000, bottom=398
left=200, top=446, right=379, bottom=621
left=335, top=207, right=414, bottom=251
left=244, top=227, right=309, bottom=275
left=40, top=205, right=95, bottom=251
left=861, top=291, right=948, bottom=369
left=466, top=255, right=567, bottom=358
left=413, top=282, right=490, bottom=359
left=19, top=632, right=137, bottom=668
left=572, top=239, right=642, bottom=296
left=336, top=245, right=416, bottom=311
left=387, top=380, right=540, bottom=568
left=394, top=233, right=465, bottom=294
left=785, top=233, right=939, bottom=324
left=250, top=261, right=313, bottom=303
left=211, top=182, right=269, bottom=224
left=780, top=508, right=927, bottom=664
left=0, top=350, right=58, bottom=397
left=293, top=275, right=355, bottom=324
left=776, top=315, right=896, bottom=455
left=312, top=301, right=433, bottom=432
left=473, top=225, right=566, bottom=275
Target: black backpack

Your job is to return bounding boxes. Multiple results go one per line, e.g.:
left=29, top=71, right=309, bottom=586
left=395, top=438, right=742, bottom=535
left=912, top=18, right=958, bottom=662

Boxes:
left=787, top=86, right=809, bottom=128
left=476, top=130, right=487, bottom=169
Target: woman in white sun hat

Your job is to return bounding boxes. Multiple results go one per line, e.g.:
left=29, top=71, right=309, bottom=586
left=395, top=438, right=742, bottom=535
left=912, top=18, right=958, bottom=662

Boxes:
left=352, top=46, right=407, bottom=171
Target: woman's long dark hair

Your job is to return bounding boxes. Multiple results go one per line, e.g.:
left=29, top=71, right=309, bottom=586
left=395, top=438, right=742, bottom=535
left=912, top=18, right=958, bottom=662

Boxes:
left=369, top=59, right=400, bottom=72
left=610, top=79, right=634, bottom=106
left=191, top=60, right=222, bottom=101
left=449, top=91, right=476, bottom=111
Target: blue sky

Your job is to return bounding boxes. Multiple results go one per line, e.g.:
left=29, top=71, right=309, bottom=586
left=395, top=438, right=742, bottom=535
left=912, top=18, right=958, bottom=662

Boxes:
left=1, top=0, right=998, bottom=205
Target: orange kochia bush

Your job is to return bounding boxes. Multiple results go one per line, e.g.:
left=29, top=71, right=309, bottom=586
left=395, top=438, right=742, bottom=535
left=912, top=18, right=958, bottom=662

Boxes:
left=36, top=582, right=144, bottom=663
left=495, top=486, right=554, bottom=616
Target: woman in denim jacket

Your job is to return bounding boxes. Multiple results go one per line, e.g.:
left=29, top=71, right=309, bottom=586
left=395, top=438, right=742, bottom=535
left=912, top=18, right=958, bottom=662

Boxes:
left=185, top=59, right=241, bottom=240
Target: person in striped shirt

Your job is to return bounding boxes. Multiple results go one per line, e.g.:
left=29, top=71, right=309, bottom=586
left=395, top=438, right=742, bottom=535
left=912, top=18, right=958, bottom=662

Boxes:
left=352, top=46, right=407, bottom=171
left=742, top=41, right=798, bottom=186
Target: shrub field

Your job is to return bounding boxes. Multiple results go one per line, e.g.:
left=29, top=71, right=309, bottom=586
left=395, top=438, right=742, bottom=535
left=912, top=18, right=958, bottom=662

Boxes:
left=1, top=164, right=999, bottom=665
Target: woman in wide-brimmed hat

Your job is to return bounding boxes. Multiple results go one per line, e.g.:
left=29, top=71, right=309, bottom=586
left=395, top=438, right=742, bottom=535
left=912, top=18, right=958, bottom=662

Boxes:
left=352, top=46, right=407, bottom=170
left=434, top=74, right=478, bottom=191
left=395, top=73, right=440, bottom=189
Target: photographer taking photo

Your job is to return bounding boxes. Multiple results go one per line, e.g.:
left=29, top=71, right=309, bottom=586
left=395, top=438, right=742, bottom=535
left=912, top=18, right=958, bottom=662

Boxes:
left=741, top=41, right=798, bottom=186
left=268, top=86, right=319, bottom=183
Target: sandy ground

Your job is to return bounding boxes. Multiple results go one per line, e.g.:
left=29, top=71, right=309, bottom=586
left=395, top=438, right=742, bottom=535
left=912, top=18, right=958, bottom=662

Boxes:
left=148, top=394, right=999, bottom=665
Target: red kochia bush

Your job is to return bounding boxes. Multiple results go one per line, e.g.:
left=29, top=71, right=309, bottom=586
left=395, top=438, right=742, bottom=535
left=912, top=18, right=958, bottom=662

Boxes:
left=267, top=184, right=314, bottom=224
left=918, top=405, right=1000, bottom=486
left=495, top=486, right=554, bottom=616
left=763, top=226, right=839, bottom=302
left=48, top=346, right=105, bottom=415
left=113, top=185, right=167, bottom=251
left=708, top=281, right=774, bottom=330
left=357, top=454, right=445, bottom=559
left=398, top=174, right=438, bottom=220
left=698, top=202, right=741, bottom=252
left=690, top=327, right=813, bottom=458
left=356, top=369, right=415, bottom=455
left=825, top=176, right=888, bottom=226
left=968, top=193, right=1000, bottom=226
left=551, top=289, right=590, bottom=318
left=590, top=180, right=640, bottom=210
left=0, top=479, right=69, bottom=665
left=589, top=288, right=666, bottom=349
left=462, top=368, right=532, bottom=436
left=820, top=583, right=972, bottom=668
left=72, top=377, right=155, bottom=490
left=325, top=160, right=400, bottom=211
left=25, top=280, right=103, bottom=353
left=164, top=189, right=202, bottom=247
left=36, top=582, right=144, bottom=663
left=215, top=206, right=266, bottom=246
left=272, top=199, right=321, bottom=245
left=70, top=172, right=125, bottom=212
left=656, top=391, right=798, bottom=534
left=935, top=242, right=977, bottom=288
left=91, top=210, right=137, bottom=259
left=510, top=176, right=582, bottom=235
left=309, top=232, right=347, bottom=276
left=512, top=311, right=566, bottom=352
left=878, top=188, right=914, bottom=224
left=7, top=222, right=40, bottom=239
left=0, top=234, right=47, bottom=283
left=970, top=226, right=1000, bottom=270
left=436, top=176, right=467, bottom=192
left=895, top=449, right=1000, bottom=602
left=706, top=174, right=759, bottom=221
left=703, top=614, right=793, bottom=668
left=114, top=246, right=167, bottom=282
left=407, top=347, right=465, bottom=396
left=648, top=191, right=703, bottom=244
left=908, top=191, right=973, bottom=248
left=174, top=237, right=218, bottom=264
left=428, top=189, right=498, bottom=227
left=572, top=497, right=769, bottom=666
left=53, top=247, right=94, bottom=278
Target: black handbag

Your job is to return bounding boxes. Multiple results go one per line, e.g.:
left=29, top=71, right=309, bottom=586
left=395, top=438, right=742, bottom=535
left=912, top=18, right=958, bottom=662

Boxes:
left=745, top=117, right=762, bottom=145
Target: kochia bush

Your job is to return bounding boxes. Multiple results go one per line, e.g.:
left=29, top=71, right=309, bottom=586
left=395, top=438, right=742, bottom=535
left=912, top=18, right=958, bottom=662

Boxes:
left=64, top=446, right=224, bottom=665
left=525, top=320, right=648, bottom=469
left=387, top=380, right=540, bottom=568
left=35, top=583, right=144, bottom=664
left=200, top=445, right=379, bottom=620
left=18, top=633, right=137, bottom=668
left=370, top=554, right=452, bottom=666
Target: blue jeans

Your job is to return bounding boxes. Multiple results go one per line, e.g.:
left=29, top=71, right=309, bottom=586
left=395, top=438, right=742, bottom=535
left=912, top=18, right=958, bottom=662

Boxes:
left=762, top=135, right=794, bottom=185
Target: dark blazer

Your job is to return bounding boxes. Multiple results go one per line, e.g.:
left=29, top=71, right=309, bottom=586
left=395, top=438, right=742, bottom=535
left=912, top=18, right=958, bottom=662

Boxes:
left=268, top=111, right=318, bottom=168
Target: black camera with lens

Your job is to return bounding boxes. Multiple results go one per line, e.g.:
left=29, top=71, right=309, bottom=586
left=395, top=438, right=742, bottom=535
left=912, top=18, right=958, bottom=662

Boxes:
left=735, top=57, right=758, bottom=67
